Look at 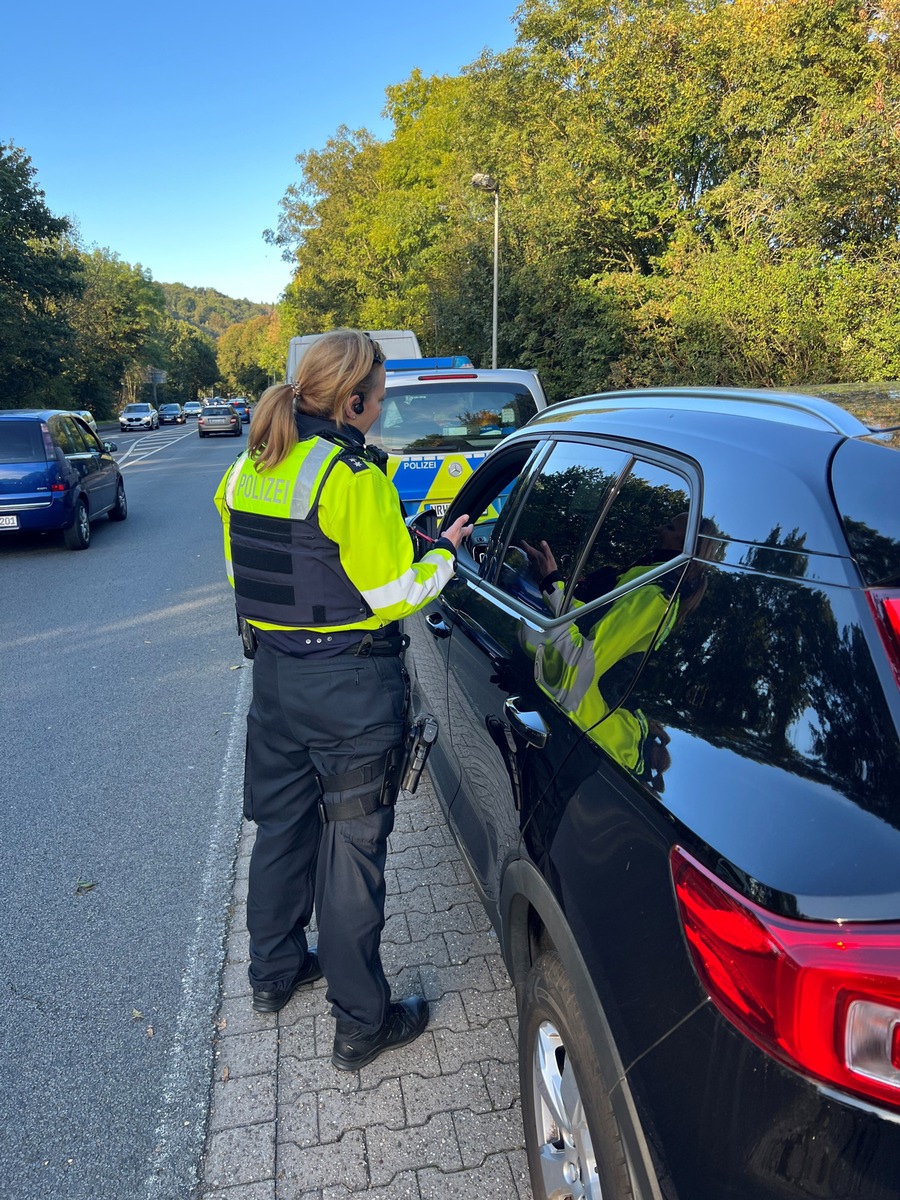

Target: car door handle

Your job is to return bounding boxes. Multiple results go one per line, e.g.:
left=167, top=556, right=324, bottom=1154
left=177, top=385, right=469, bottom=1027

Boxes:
left=504, top=698, right=549, bottom=749
left=425, top=612, right=451, bottom=638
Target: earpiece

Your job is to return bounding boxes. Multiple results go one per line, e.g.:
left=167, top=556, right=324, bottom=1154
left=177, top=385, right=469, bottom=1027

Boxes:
left=351, top=395, right=365, bottom=415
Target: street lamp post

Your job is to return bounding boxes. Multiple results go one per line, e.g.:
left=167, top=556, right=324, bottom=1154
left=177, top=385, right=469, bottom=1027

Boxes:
left=471, top=173, right=499, bottom=369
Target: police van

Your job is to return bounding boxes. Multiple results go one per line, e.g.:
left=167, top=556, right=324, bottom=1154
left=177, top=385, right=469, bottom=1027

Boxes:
left=371, top=361, right=548, bottom=516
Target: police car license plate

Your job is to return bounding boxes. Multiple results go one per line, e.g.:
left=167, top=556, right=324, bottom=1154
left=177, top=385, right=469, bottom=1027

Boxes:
left=432, top=504, right=449, bottom=517
left=0, top=514, right=19, bottom=528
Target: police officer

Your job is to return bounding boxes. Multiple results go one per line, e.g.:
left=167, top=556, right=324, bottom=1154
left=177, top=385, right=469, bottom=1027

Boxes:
left=214, top=329, right=472, bottom=1071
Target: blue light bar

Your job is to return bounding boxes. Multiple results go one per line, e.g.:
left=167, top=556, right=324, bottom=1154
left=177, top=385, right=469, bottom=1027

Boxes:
left=385, top=356, right=474, bottom=371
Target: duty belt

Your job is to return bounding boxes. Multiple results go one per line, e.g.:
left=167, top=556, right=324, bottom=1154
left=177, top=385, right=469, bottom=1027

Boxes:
left=341, top=631, right=410, bottom=658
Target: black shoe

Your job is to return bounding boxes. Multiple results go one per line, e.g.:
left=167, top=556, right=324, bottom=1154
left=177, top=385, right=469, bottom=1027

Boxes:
left=251, top=949, right=323, bottom=1013
left=331, top=995, right=429, bottom=1071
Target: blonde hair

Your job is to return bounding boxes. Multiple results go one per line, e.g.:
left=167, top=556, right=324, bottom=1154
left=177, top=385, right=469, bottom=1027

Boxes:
left=248, top=329, right=384, bottom=470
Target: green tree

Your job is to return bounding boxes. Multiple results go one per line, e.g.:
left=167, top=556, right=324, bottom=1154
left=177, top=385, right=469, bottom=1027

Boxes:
left=217, top=314, right=273, bottom=397
left=0, top=142, right=83, bottom=407
left=159, top=317, right=218, bottom=403
left=62, top=249, right=166, bottom=416
left=159, top=282, right=272, bottom=339
left=270, top=0, right=900, bottom=399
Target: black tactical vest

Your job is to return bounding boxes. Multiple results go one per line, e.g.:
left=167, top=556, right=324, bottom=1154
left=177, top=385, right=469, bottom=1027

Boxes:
left=226, top=438, right=373, bottom=629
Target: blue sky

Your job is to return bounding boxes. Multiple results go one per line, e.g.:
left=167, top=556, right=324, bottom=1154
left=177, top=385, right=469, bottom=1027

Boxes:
left=2, top=1, right=520, bottom=305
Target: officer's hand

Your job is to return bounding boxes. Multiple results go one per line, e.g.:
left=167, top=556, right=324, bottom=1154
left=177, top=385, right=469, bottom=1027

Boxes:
left=444, top=513, right=475, bottom=549
left=520, top=538, right=557, bottom=579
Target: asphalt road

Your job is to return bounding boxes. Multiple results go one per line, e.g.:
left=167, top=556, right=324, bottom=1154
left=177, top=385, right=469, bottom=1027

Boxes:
left=0, top=422, right=251, bottom=1199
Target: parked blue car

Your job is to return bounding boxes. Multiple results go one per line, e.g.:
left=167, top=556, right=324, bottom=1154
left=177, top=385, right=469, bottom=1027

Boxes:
left=0, top=409, right=127, bottom=550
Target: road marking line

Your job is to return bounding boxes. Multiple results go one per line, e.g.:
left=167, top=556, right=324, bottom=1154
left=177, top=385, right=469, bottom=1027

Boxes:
left=118, top=428, right=196, bottom=467
left=142, top=665, right=251, bottom=1200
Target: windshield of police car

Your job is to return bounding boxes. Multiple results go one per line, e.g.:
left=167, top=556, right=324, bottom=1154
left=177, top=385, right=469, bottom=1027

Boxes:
left=368, top=382, right=539, bottom=455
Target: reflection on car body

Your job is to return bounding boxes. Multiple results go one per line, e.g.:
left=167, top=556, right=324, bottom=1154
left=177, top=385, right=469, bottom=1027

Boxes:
left=407, top=385, right=900, bottom=1200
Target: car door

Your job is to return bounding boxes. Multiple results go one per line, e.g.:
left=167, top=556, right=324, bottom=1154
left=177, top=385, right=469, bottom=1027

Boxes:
left=437, top=438, right=630, bottom=909
left=442, top=438, right=699, bottom=913
left=406, top=438, right=544, bottom=815
left=67, top=416, right=116, bottom=513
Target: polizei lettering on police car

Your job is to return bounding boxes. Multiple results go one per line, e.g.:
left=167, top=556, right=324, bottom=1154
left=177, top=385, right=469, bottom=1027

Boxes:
left=235, top=473, right=290, bottom=505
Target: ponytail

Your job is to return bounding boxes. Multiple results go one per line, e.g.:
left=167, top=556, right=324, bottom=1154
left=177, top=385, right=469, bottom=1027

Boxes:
left=248, top=383, right=297, bottom=470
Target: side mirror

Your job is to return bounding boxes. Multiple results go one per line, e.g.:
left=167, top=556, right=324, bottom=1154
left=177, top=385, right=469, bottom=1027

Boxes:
left=407, top=507, right=439, bottom=560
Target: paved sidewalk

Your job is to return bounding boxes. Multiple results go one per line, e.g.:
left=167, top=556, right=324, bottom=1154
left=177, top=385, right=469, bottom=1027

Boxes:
left=198, top=776, right=533, bottom=1200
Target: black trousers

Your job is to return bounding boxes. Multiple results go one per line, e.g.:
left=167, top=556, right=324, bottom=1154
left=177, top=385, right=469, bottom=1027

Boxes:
left=243, top=643, right=407, bottom=1030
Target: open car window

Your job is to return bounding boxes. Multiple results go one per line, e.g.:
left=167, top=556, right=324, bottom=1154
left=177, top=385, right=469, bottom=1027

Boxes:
left=493, top=441, right=632, bottom=615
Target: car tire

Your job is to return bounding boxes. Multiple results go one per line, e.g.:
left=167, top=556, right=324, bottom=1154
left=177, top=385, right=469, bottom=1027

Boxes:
left=234, top=427, right=242, bottom=436
left=108, top=479, right=128, bottom=522
left=520, top=950, right=634, bottom=1200
left=63, top=499, right=91, bottom=551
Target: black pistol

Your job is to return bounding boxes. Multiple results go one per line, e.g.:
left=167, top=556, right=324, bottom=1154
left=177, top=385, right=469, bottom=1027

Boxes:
left=401, top=714, right=439, bottom=793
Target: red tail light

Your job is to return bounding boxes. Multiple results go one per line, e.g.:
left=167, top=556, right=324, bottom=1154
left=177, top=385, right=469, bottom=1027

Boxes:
left=868, top=590, right=900, bottom=689
left=671, top=846, right=900, bottom=1111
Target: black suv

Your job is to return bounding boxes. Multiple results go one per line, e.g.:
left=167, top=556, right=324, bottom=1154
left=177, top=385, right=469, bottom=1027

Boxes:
left=408, top=386, right=900, bottom=1200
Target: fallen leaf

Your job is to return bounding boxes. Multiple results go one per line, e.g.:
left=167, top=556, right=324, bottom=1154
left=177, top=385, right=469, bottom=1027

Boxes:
left=75, top=879, right=96, bottom=895
left=146, top=1026, right=154, bottom=1038
left=221, top=1066, right=230, bottom=1084
left=216, top=1018, right=227, bottom=1031
left=230, top=664, right=243, bottom=670
left=132, top=1009, right=143, bottom=1020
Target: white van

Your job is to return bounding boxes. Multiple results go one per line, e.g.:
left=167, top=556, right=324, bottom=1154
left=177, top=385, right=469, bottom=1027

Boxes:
left=286, top=330, right=422, bottom=382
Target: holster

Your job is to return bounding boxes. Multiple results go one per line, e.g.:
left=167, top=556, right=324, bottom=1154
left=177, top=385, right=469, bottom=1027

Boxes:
left=316, top=744, right=406, bottom=823
left=237, top=612, right=258, bottom=660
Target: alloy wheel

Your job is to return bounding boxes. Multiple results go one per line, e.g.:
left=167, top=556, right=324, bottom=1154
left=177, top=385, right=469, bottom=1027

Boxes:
left=531, top=1020, right=601, bottom=1199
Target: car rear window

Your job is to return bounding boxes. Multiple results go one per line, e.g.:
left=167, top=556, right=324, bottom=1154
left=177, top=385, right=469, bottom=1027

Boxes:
left=205, top=407, right=232, bottom=416
left=0, top=420, right=46, bottom=463
left=370, top=382, right=539, bottom=454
